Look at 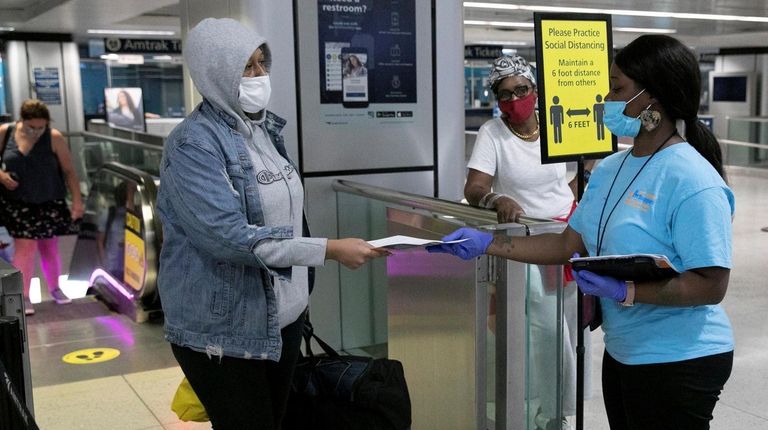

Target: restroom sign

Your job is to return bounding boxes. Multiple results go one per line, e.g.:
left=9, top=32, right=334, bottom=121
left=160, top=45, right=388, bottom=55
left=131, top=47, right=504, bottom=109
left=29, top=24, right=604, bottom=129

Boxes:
left=534, top=13, right=617, bottom=163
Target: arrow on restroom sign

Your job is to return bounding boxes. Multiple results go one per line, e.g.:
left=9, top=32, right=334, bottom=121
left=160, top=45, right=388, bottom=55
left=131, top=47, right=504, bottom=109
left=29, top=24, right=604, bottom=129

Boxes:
left=567, top=107, right=591, bottom=117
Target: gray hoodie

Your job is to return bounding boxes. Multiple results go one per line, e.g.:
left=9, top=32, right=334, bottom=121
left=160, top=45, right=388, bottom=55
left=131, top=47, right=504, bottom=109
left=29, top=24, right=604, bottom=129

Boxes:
left=185, top=18, right=325, bottom=328
left=184, top=17, right=270, bottom=137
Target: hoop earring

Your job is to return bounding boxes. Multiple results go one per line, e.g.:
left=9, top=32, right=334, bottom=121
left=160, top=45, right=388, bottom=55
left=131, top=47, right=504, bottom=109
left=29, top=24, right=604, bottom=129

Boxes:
left=640, top=104, right=661, bottom=132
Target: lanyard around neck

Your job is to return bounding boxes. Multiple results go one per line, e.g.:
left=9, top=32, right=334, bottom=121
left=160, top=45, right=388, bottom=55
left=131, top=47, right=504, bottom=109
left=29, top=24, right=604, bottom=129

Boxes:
left=595, top=130, right=677, bottom=256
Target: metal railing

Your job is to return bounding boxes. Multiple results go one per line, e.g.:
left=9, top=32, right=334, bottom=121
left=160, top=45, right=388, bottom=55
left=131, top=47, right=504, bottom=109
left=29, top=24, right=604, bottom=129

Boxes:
left=333, top=179, right=572, bottom=429
left=332, top=179, right=554, bottom=226
left=65, top=131, right=165, bottom=197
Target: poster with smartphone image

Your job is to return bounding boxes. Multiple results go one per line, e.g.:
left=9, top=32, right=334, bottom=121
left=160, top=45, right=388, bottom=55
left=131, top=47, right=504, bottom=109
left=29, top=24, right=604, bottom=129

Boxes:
left=296, top=0, right=432, bottom=173
left=341, top=48, right=369, bottom=108
left=316, top=0, right=417, bottom=108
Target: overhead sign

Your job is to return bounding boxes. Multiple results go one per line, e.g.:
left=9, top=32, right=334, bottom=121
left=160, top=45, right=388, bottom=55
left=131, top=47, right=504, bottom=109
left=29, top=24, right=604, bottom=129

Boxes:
left=534, top=13, right=616, bottom=163
left=464, top=45, right=504, bottom=60
left=116, top=54, right=145, bottom=65
left=104, top=38, right=181, bottom=54
left=33, top=67, right=61, bottom=105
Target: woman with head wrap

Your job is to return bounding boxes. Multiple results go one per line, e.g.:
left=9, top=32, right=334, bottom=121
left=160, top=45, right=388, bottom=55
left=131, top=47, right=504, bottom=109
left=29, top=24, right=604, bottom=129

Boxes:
left=464, top=55, right=588, bottom=429
left=465, top=54, right=592, bottom=223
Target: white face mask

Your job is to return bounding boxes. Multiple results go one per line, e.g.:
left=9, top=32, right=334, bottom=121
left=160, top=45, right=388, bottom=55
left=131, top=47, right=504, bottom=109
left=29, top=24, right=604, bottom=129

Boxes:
left=23, top=125, right=45, bottom=139
left=238, top=75, right=271, bottom=114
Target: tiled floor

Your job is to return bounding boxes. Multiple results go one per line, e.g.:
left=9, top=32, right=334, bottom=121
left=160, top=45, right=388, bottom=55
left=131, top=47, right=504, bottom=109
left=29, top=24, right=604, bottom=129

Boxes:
left=34, top=367, right=210, bottom=430
left=25, top=299, right=208, bottom=429
left=17, top=169, right=768, bottom=429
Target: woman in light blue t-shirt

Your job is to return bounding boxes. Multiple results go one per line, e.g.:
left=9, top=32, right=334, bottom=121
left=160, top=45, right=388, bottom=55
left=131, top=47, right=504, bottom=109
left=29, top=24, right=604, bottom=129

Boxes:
left=431, top=34, right=733, bottom=430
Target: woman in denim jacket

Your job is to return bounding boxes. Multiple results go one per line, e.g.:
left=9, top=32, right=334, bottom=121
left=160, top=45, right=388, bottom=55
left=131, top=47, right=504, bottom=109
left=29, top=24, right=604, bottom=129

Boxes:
left=157, top=18, right=387, bottom=429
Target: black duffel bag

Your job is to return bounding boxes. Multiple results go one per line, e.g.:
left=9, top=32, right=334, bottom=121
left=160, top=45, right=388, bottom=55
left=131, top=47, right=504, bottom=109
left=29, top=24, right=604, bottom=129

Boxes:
left=284, top=320, right=411, bottom=430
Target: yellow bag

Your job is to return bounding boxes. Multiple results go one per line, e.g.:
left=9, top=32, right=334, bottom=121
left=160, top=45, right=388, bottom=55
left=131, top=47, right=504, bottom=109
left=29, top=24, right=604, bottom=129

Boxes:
left=171, top=377, right=210, bottom=422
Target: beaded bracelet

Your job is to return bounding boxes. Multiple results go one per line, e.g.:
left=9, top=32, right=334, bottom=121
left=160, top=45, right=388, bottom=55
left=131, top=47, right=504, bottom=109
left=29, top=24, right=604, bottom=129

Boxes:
left=486, top=193, right=512, bottom=209
left=478, top=192, right=495, bottom=208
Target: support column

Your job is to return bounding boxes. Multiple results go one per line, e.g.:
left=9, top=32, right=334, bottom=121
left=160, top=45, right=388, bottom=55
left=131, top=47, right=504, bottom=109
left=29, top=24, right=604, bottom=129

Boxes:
left=4, top=39, right=83, bottom=132
left=435, top=0, right=466, bottom=201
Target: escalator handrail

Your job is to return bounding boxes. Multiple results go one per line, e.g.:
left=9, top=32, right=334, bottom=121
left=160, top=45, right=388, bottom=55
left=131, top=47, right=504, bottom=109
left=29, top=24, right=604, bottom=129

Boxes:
left=100, top=161, right=159, bottom=190
left=99, top=161, right=162, bottom=245
left=66, top=131, right=165, bottom=151
left=98, top=162, right=163, bottom=301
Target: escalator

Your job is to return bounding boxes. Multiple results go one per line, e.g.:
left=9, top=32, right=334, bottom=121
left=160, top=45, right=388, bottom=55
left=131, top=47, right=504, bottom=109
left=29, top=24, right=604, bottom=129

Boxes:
left=62, top=129, right=166, bottom=323
left=68, top=162, right=163, bottom=323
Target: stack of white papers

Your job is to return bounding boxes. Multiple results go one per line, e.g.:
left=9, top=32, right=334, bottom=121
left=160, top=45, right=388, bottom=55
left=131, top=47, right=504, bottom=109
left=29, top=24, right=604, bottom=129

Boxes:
left=367, top=235, right=469, bottom=250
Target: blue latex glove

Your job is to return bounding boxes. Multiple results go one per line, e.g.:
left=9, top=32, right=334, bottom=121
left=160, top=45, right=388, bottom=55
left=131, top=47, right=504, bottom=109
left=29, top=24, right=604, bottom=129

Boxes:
left=574, top=269, right=627, bottom=302
left=426, top=227, right=493, bottom=260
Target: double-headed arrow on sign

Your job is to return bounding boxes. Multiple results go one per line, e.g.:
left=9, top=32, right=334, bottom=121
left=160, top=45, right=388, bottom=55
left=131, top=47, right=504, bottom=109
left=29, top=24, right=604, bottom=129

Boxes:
left=567, top=107, right=591, bottom=117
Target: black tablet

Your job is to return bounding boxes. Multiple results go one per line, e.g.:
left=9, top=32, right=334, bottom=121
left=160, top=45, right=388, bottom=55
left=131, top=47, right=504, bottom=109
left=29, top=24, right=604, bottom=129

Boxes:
left=570, top=254, right=679, bottom=282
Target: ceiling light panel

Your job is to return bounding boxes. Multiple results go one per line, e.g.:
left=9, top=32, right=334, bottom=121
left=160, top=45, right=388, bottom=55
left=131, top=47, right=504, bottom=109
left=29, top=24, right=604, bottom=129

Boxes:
left=88, top=29, right=175, bottom=36
left=463, top=2, right=768, bottom=23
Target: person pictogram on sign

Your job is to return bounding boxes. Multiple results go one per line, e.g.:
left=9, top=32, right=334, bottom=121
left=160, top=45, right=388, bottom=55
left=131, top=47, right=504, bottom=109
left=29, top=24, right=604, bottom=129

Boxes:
left=550, top=96, right=564, bottom=143
left=594, top=94, right=606, bottom=140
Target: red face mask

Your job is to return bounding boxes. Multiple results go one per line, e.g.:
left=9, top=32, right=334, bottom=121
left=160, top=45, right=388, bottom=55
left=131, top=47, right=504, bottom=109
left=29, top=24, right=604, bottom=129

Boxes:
left=498, top=92, right=536, bottom=124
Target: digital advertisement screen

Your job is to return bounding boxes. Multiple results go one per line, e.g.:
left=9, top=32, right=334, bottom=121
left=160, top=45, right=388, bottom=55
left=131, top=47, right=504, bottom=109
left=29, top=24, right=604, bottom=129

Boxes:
left=712, top=76, right=747, bottom=102
left=104, top=87, right=145, bottom=132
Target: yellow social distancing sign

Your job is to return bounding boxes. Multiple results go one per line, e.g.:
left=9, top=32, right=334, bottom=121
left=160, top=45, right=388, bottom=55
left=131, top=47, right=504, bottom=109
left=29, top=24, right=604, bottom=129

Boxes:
left=124, top=229, right=145, bottom=292
left=123, top=211, right=146, bottom=292
left=534, top=13, right=617, bottom=163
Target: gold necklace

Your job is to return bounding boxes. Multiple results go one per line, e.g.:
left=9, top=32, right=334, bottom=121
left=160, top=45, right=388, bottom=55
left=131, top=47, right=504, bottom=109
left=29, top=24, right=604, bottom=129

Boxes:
left=506, top=115, right=539, bottom=140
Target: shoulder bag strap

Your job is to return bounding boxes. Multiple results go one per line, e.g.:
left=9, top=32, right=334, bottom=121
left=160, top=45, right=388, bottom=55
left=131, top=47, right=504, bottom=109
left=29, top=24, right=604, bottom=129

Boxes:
left=302, top=313, right=340, bottom=358
left=0, top=355, right=40, bottom=430
left=0, top=124, right=12, bottom=166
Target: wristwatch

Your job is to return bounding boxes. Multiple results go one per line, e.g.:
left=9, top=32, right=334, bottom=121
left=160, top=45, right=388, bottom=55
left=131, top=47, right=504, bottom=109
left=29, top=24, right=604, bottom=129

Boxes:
left=583, top=169, right=592, bottom=184
left=620, top=280, right=635, bottom=307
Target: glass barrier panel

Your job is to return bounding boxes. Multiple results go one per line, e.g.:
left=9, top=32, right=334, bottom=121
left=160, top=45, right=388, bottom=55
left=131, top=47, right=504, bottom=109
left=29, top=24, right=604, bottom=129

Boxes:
left=66, top=134, right=93, bottom=198
left=68, top=133, right=163, bottom=193
left=486, top=276, right=497, bottom=429
left=333, top=181, right=574, bottom=429
left=69, top=170, right=132, bottom=283
left=336, top=191, right=390, bottom=354
left=525, top=263, right=578, bottom=429
left=726, top=118, right=768, bottom=169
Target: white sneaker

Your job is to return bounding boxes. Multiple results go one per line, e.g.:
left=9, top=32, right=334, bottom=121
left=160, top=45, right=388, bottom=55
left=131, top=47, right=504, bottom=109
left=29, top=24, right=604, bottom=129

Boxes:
left=50, top=288, right=72, bottom=304
left=561, top=416, right=575, bottom=430
left=535, top=408, right=572, bottom=430
left=24, top=300, right=35, bottom=316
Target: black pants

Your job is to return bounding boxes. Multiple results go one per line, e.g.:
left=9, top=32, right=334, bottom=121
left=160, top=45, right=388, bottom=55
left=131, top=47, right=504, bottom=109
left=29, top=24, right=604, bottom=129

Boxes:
left=602, top=349, right=733, bottom=430
left=171, top=313, right=305, bottom=430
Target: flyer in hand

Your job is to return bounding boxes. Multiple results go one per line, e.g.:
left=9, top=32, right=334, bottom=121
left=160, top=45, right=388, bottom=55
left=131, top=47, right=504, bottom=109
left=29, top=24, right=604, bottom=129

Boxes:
left=367, top=235, right=469, bottom=250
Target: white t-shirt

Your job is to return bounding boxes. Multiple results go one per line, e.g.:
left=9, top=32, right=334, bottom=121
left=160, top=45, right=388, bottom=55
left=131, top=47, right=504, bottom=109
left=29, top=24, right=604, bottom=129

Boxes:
left=467, top=117, right=574, bottom=219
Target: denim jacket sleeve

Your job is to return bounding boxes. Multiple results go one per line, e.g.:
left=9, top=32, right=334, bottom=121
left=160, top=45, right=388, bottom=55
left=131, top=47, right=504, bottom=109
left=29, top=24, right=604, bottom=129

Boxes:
left=161, top=136, right=293, bottom=269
